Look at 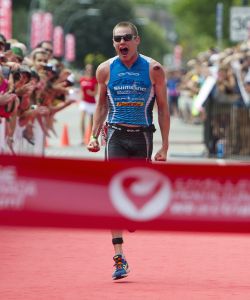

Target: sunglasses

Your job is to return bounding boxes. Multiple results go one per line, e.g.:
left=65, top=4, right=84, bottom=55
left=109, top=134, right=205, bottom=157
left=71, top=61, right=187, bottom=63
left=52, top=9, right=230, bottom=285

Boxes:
left=44, top=48, right=53, bottom=53
left=113, top=34, right=136, bottom=43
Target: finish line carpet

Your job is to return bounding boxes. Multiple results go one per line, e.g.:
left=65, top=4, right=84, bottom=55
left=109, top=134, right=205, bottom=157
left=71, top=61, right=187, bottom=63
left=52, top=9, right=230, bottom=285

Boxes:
left=1, top=228, right=250, bottom=299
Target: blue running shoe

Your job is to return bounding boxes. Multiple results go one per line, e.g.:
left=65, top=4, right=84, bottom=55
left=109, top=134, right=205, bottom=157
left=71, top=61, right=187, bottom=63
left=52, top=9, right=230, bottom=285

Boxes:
left=112, top=254, right=130, bottom=280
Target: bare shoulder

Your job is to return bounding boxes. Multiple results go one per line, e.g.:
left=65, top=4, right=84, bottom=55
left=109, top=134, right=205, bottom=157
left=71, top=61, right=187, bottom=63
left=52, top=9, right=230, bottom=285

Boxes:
left=96, top=60, right=110, bottom=84
left=149, top=59, right=166, bottom=84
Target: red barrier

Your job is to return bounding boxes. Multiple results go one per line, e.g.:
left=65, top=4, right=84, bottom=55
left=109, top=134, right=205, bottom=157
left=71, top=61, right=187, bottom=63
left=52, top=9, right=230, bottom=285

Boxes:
left=1, top=154, right=250, bottom=233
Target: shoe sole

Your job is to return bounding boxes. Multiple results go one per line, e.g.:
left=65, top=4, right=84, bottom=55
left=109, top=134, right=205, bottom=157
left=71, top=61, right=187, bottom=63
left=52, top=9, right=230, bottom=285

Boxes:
left=112, top=269, right=130, bottom=280
left=112, top=273, right=128, bottom=280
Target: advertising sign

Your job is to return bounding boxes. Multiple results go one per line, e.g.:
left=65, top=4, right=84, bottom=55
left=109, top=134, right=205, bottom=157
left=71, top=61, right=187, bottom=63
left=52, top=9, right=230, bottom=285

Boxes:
left=65, top=33, right=75, bottom=62
left=230, top=6, right=250, bottom=41
left=53, top=26, right=64, bottom=57
left=0, top=0, right=12, bottom=39
left=1, top=155, right=250, bottom=233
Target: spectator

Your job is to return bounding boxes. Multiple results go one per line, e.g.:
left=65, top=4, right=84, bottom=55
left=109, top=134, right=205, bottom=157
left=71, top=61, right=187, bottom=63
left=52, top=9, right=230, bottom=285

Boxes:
left=36, top=40, right=54, bottom=61
left=166, top=68, right=181, bottom=117
left=79, top=63, right=98, bottom=144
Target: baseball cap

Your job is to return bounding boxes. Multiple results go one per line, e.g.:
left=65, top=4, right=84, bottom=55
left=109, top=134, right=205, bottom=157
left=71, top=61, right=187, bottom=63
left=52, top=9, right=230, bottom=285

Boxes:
left=11, top=46, right=24, bottom=59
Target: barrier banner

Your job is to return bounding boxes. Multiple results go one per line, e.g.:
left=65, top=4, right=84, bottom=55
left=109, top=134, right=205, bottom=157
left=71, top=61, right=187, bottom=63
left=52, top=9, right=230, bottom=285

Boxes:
left=1, top=154, right=250, bottom=233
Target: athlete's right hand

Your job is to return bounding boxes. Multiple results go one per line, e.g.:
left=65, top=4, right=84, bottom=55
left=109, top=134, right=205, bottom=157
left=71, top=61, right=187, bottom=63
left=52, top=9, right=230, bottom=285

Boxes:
left=87, top=137, right=100, bottom=152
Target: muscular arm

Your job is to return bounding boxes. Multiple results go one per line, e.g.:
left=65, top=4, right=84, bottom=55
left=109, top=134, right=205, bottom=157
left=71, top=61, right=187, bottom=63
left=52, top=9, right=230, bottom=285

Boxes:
left=150, top=61, right=170, bottom=161
left=87, top=61, right=109, bottom=152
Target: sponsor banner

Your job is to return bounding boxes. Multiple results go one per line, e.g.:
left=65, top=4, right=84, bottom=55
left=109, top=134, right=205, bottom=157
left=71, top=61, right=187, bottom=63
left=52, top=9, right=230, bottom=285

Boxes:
left=31, top=11, right=44, bottom=49
left=30, top=11, right=53, bottom=49
left=53, top=26, right=64, bottom=57
left=65, top=33, right=75, bottom=62
left=1, top=155, right=250, bottom=233
left=0, top=0, right=12, bottom=39
left=43, top=12, right=53, bottom=41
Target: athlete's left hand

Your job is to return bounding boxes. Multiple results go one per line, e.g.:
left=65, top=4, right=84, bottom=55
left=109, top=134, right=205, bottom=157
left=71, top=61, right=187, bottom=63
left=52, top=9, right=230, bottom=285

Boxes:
left=154, top=147, right=168, bottom=161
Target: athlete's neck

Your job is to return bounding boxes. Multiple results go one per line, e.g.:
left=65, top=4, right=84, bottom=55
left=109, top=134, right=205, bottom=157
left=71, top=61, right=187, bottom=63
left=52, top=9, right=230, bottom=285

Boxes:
left=121, top=52, right=139, bottom=68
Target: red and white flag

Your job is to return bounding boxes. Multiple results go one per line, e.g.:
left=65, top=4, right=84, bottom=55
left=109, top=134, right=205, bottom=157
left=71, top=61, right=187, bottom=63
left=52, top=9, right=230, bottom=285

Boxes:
left=0, top=0, right=12, bottom=39
left=65, top=33, right=75, bottom=62
left=31, top=11, right=54, bottom=49
left=43, top=12, right=53, bottom=41
left=31, top=11, right=44, bottom=48
left=53, top=26, right=64, bottom=57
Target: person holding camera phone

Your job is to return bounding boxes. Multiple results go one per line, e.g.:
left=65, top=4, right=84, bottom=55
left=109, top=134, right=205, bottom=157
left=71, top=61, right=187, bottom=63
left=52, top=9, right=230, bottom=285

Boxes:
left=87, top=21, right=170, bottom=280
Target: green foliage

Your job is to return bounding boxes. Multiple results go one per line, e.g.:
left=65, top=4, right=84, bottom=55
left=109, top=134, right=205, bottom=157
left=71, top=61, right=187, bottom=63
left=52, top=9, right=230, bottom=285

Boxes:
left=139, top=21, right=169, bottom=63
left=12, top=0, right=250, bottom=66
left=84, top=53, right=106, bottom=71
left=13, top=0, right=30, bottom=9
left=168, top=0, right=240, bottom=60
left=47, top=0, right=136, bottom=66
left=12, top=0, right=31, bottom=44
left=132, top=0, right=171, bottom=9
left=11, top=0, right=171, bottom=66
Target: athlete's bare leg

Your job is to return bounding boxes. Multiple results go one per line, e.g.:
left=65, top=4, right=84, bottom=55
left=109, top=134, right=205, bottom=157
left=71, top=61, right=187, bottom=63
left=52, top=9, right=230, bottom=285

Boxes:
left=112, top=230, right=123, bottom=254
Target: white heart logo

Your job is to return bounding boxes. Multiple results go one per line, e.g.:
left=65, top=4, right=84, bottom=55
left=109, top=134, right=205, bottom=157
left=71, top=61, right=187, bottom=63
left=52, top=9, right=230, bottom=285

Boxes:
left=109, top=167, right=171, bottom=221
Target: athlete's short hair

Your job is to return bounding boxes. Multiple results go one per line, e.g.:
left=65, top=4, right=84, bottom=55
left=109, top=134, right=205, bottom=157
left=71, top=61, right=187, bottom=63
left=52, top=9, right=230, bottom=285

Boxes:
left=113, top=21, right=138, bottom=37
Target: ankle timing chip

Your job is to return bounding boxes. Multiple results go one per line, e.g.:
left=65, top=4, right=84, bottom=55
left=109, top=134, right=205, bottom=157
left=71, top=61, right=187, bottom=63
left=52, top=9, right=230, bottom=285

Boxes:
left=112, top=237, right=123, bottom=245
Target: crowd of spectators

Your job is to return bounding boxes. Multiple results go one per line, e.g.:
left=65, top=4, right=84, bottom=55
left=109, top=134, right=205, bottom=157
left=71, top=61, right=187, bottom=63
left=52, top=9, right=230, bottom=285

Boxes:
left=166, top=39, right=250, bottom=157
left=2, top=30, right=250, bottom=158
left=0, top=34, right=76, bottom=154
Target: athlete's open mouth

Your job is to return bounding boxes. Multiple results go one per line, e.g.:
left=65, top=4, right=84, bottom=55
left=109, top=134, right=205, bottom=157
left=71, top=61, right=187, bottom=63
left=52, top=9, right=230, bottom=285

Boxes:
left=120, top=47, right=129, bottom=56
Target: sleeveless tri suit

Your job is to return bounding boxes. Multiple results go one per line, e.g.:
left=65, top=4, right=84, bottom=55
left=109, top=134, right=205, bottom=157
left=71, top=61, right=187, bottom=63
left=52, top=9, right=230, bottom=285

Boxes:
left=105, top=54, right=156, bottom=161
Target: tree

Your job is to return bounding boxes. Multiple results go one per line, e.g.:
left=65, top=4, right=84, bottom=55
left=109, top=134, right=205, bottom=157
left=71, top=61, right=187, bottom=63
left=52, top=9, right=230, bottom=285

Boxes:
left=48, top=0, right=170, bottom=66
left=12, top=0, right=31, bottom=44
left=11, top=0, right=170, bottom=66
left=168, top=0, right=240, bottom=60
left=139, top=21, right=170, bottom=63
left=47, top=0, right=135, bottom=67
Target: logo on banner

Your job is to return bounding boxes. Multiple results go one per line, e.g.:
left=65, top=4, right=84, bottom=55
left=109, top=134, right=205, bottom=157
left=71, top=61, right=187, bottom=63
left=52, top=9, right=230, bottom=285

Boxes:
left=109, top=167, right=172, bottom=221
left=0, top=166, right=37, bottom=209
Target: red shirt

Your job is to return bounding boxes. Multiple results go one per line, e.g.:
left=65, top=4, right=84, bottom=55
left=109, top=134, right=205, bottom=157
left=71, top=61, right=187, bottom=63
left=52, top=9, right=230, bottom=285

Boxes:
left=79, top=76, right=97, bottom=104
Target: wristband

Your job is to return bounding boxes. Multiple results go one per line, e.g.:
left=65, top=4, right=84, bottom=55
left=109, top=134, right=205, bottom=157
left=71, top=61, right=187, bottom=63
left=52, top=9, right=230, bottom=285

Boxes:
left=91, top=135, right=98, bottom=140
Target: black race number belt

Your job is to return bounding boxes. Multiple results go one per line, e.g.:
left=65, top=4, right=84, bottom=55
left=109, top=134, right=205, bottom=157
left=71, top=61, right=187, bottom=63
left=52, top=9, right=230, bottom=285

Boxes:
left=108, top=123, right=156, bottom=133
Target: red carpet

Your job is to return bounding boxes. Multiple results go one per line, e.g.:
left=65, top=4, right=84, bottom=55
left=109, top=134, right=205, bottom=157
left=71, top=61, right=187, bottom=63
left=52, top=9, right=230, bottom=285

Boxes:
left=1, top=227, right=250, bottom=299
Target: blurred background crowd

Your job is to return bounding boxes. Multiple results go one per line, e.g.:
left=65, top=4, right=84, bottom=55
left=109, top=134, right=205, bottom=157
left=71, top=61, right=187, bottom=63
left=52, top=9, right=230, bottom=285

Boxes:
left=0, top=35, right=76, bottom=154
left=165, top=39, right=250, bottom=158
left=1, top=0, right=250, bottom=159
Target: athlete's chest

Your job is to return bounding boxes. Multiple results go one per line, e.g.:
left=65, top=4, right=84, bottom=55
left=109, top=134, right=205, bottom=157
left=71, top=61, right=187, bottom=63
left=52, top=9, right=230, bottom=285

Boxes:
left=108, top=60, right=151, bottom=98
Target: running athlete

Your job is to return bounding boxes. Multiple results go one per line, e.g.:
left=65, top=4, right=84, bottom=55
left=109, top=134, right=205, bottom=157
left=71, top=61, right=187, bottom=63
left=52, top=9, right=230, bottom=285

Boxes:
left=87, top=21, right=170, bottom=280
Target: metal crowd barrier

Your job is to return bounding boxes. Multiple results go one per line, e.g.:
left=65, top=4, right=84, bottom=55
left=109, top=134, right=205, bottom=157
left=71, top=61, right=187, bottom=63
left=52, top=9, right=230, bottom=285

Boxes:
left=204, top=98, right=250, bottom=160
left=0, top=118, right=45, bottom=156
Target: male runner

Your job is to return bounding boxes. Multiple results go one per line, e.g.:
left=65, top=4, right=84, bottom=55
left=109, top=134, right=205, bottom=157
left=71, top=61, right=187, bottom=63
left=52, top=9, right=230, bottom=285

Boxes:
left=87, top=21, right=170, bottom=280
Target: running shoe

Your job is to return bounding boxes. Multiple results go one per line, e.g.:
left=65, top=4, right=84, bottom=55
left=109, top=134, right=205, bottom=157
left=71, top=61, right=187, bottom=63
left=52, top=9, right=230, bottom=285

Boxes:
left=112, top=254, right=130, bottom=280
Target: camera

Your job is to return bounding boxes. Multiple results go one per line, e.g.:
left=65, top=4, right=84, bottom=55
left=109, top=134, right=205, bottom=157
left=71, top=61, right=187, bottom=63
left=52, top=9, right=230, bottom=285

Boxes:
left=4, top=42, right=11, bottom=51
left=1, top=65, right=11, bottom=79
left=65, top=79, right=74, bottom=87
left=65, top=74, right=75, bottom=87
left=44, top=64, right=53, bottom=72
left=12, top=66, right=32, bottom=82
